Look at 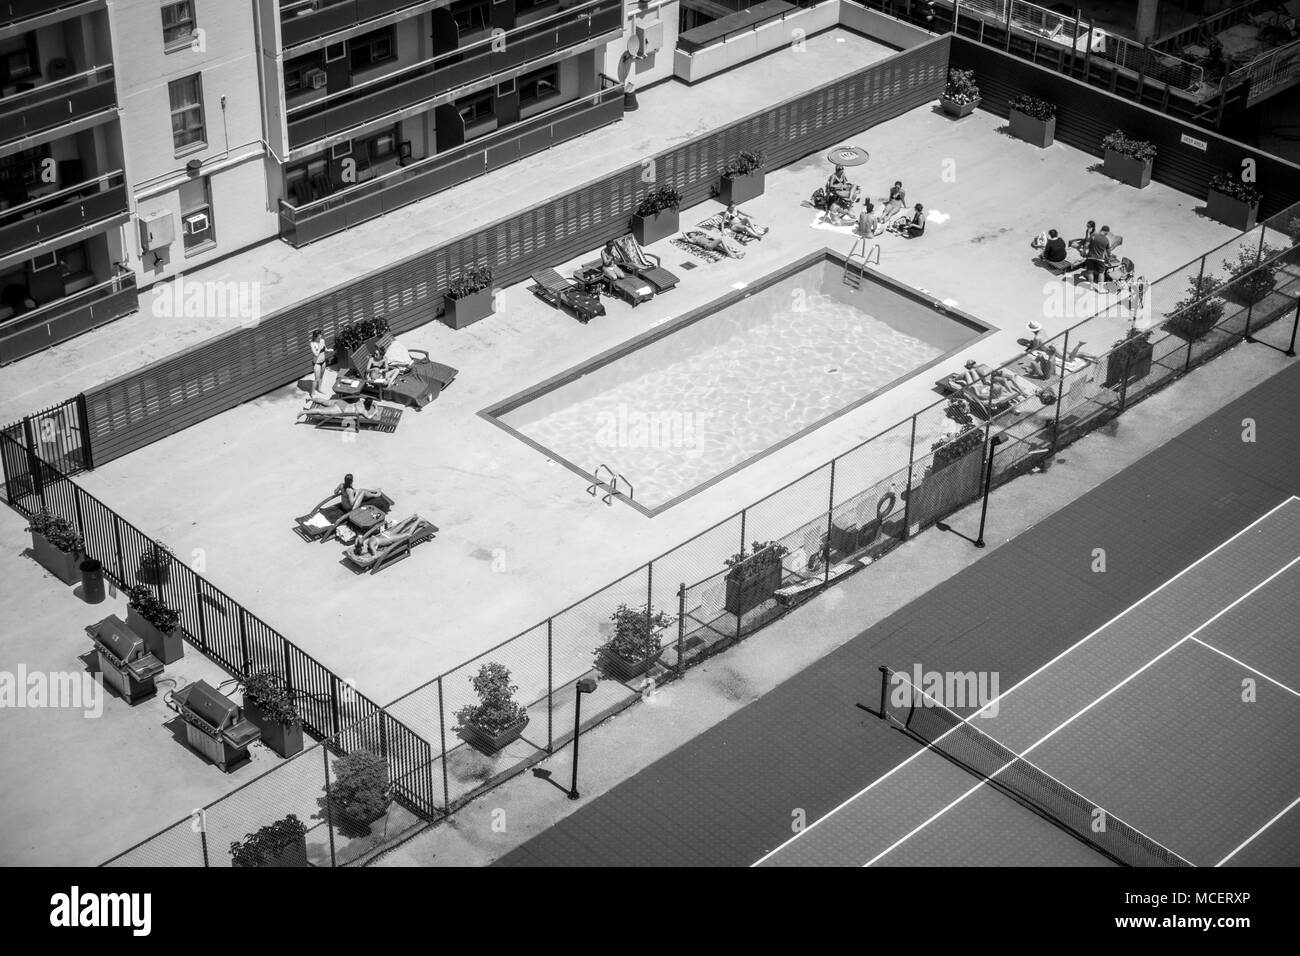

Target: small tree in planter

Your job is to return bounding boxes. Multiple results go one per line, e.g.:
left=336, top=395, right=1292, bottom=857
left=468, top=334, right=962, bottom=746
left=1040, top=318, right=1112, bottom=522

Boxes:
left=907, top=399, right=986, bottom=529
left=940, top=69, right=980, bottom=118
left=1103, top=326, right=1155, bottom=387
left=719, top=149, right=765, bottom=205
left=597, top=603, right=673, bottom=682
left=126, top=584, right=184, bottom=664
left=25, top=510, right=83, bottom=585
left=1221, top=244, right=1282, bottom=306
left=1205, top=172, right=1261, bottom=231
left=1163, top=274, right=1225, bottom=342
left=1008, top=94, right=1056, bottom=148
left=442, top=265, right=494, bottom=330
left=329, top=750, right=391, bottom=833
left=1101, top=130, right=1156, bottom=188
left=630, top=184, right=682, bottom=246
left=724, top=541, right=789, bottom=616
left=332, top=316, right=390, bottom=370
left=230, top=814, right=309, bottom=867
left=136, top=540, right=173, bottom=586
left=241, top=669, right=304, bottom=757
left=454, top=662, right=529, bottom=756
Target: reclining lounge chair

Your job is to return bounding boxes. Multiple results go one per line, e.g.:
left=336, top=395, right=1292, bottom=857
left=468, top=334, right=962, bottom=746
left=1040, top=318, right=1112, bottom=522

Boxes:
left=579, top=260, right=653, bottom=306
left=530, top=269, right=606, bottom=324
left=299, top=401, right=402, bottom=433
left=295, top=491, right=395, bottom=543
left=343, top=514, right=439, bottom=574
left=611, top=235, right=680, bottom=293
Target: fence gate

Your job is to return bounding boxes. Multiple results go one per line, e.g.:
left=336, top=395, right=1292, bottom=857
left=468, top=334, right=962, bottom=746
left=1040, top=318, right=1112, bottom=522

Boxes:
left=0, top=396, right=92, bottom=506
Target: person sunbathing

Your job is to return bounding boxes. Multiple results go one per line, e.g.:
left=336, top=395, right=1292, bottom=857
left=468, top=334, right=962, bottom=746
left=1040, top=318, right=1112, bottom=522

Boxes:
left=723, top=204, right=768, bottom=239
left=351, top=514, right=423, bottom=558
left=972, top=370, right=1028, bottom=406
left=681, top=228, right=745, bottom=258
left=881, top=181, right=907, bottom=221
left=296, top=396, right=381, bottom=425
left=943, top=359, right=986, bottom=391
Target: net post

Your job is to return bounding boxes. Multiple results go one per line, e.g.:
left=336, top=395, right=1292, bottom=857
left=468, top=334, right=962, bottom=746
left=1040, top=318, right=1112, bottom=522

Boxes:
left=878, top=665, right=889, bottom=719
left=546, top=617, right=553, bottom=753
left=676, top=583, right=686, bottom=677
left=1286, top=296, right=1299, bottom=357
left=437, top=675, right=450, bottom=813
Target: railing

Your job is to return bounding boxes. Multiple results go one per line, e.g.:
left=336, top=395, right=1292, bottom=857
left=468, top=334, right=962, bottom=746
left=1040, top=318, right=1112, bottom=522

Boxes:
left=0, top=63, right=116, bottom=145
left=285, top=0, right=623, bottom=149
left=0, top=170, right=129, bottom=266
left=0, top=270, right=137, bottom=367
left=1153, top=0, right=1274, bottom=52
left=0, top=0, right=101, bottom=29
left=280, top=0, right=437, bottom=48
left=677, top=0, right=799, bottom=54
left=1229, top=36, right=1300, bottom=106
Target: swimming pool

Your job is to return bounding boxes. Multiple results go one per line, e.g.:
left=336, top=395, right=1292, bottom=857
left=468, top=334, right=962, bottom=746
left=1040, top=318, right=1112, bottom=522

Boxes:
left=487, top=250, right=993, bottom=513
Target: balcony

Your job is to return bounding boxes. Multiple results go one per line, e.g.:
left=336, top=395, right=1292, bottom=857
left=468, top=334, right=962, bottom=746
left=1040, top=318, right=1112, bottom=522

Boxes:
left=285, top=0, right=622, bottom=151
left=0, top=170, right=129, bottom=271
left=0, top=0, right=104, bottom=32
left=279, top=82, right=623, bottom=245
left=0, top=269, right=135, bottom=365
left=0, top=64, right=117, bottom=151
left=279, top=0, right=434, bottom=49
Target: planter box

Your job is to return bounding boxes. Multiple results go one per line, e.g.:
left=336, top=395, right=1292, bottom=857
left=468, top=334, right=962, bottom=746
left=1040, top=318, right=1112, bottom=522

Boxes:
left=1205, top=188, right=1259, bottom=231
left=1103, top=339, right=1155, bottom=387
left=441, top=287, right=493, bottom=330
left=1008, top=109, right=1055, bottom=148
left=906, top=445, right=986, bottom=529
left=135, top=553, right=170, bottom=586
left=597, top=644, right=661, bottom=682
left=243, top=696, right=304, bottom=758
left=719, top=169, right=764, bottom=205
left=329, top=796, right=391, bottom=835
left=459, top=715, right=530, bottom=757
left=631, top=208, right=679, bottom=247
left=126, top=606, right=185, bottom=664
left=1103, top=148, right=1153, bottom=189
left=724, top=559, right=784, bottom=616
left=233, top=833, right=309, bottom=868
left=31, top=532, right=80, bottom=585
left=940, top=96, right=979, bottom=118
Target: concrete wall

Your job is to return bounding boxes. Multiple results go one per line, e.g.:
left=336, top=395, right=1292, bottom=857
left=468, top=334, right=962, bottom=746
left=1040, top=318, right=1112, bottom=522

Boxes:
left=838, top=2, right=936, bottom=49
left=604, top=0, right=681, bottom=89
left=673, top=1, right=840, bottom=84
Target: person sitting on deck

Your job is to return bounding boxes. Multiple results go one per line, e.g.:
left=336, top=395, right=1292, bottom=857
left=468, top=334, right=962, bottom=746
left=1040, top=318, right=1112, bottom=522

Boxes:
left=722, top=204, right=768, bottom=239
left=1042, top=229, right=1068, bottom=263
left=824, top=165, right=858, bottom=219
left=891, top=203, right=926, bottom=238
left=881, top=181, right=907, bottom=221
left=858, top=200, right=883, bottom=238
left=352, top=514, right=422, bottom=558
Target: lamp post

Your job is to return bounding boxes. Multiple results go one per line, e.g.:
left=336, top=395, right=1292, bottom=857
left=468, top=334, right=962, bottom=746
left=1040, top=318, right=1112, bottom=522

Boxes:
left=973, top=435, right=1005, bottom=549
left=568, top=675, right=598, bottom=800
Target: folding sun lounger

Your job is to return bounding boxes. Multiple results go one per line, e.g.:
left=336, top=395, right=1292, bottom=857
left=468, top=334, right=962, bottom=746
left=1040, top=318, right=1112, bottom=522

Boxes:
left=531, top=269, right=606, bottom=324
left=294, top=492, right=395, bottom=543
left=612, top=235, right=680, bottom=293
left=342, top=515, right=438, bottom=574
left=579, top=260, right=653, bottom=306
left=301, top=403, right=403, bottom=433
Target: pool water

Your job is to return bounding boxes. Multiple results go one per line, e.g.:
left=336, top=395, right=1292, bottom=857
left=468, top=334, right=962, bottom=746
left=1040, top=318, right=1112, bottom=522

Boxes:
left=493, top=254, right=989, bottom=511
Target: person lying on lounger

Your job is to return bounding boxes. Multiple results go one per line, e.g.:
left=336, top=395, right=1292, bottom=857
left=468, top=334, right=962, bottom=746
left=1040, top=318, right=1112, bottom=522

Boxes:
left=942, top=359, right=987, bottom=392
left=722, top=204, right=768, bottom=239
left=296, top=396, right=381, bottom=425
left=681, top=228, right=745, bottom=259
left=351, top=514, right=423, bottom=558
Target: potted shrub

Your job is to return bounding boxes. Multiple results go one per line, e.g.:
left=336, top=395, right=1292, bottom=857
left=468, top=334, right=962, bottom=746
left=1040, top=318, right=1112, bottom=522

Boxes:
left=1008, top=94, right=1056, bottom=148
left=241, top=669, right=304, bottom=758
left=25, top=509, right=83, bottom=585
left=126, top=584, right=184, bottom=664
left=596, top=603, right=672, bottom=682
left=1104, top=326, right=1156, bottom=386
left=630, top=184, right=682, bottom=247
left=332, top=316, right=390, bottom=369
left=905, top=399, right=986, bottom=529
left=1221, top=244, right=1281, bottom=306
left=940, top=68, right=980, bottom=118
left=724, top=540, right=789, bottom=616
left=454, top=662, right=529, bottom=756
left=1101, top=130, right=1156, bottom=188
left=230, top=814, right=309, bottom=868
left=1205, top=172, right=1261, bottom=231
left=135, top=540, right=173, bottom=586
left=1162, top=274, right=1225, bottom=343
left=719, top=149, right=765, bottom=205
left=328, top=750, right=391, bottom=834
left=442, top=265, right=494, bottom=330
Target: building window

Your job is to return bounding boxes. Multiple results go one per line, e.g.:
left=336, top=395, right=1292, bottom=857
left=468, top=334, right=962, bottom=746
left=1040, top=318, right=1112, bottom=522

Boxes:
left=456, top=90, right=494, bottom=128
left=450, top=0, right=492, bottom=37
left=518, top=64, right=560, bottom=108
left=161, top=1, right=197, bottom=52
left=169, top=74, right=206, bottom=152
left=180, top=176, right=214, bottom=253
left=349, top=27, right=395, bottom=72
left=284, top=51, right=326, bottom=96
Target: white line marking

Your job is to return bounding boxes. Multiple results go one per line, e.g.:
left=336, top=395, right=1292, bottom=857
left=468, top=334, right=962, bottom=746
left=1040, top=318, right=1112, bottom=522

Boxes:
left=752, top=496, right=1300, bottom=866
left=1188, top=636, right=1300, bottom=700
left=1216, top=794, right=1300, bottom=866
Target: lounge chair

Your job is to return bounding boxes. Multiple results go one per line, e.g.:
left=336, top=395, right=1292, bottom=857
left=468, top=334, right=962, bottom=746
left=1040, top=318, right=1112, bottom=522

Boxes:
left=610, top=235, right=680, bottom=292
left=299, top=402, right=403, bottom=433
left=578, top=260, right=653, bottom=306
left=295, top=492, right=395, bottom=543
left=368, top=358, right=458, bottom=410
left=530, top=269, right=606, bottom=324
left=343, top=515, right=438, bottom=574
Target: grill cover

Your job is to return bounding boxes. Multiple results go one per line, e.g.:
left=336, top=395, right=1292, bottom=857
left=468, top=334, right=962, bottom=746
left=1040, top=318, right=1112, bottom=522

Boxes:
left=176, top=680, right=261, bottom=747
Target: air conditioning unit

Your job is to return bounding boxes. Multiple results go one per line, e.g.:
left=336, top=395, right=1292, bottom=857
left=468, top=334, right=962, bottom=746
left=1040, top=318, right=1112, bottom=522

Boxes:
left=634, top=17, right=663, bottom=58
left=305, top=68, right=327, bottom=90
left=30, top=251, right=59, bottom=272
left=183, top=212, right=211, bottom=236
left=138, top=210, right=175, bottom=251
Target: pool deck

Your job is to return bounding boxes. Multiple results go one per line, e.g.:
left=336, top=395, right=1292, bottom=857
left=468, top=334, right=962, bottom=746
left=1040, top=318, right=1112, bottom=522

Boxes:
left=66, top=101, right=1244, bottom=706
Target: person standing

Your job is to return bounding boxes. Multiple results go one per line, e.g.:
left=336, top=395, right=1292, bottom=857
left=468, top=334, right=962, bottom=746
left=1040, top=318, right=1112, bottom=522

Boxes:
left=309, top=329, right=331, bottom=392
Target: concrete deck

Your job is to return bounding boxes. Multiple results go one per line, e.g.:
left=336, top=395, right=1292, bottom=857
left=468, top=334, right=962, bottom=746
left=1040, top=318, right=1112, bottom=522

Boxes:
left=66, top=102, right=1245, bottom=708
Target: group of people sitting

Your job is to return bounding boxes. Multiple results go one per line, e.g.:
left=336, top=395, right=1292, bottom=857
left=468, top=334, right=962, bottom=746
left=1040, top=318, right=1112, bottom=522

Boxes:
left=319, top=474, right=425, bottom=561
left=1034, top=221, right=1131, bottom=285
left=817, top=169, right=925, bottom=239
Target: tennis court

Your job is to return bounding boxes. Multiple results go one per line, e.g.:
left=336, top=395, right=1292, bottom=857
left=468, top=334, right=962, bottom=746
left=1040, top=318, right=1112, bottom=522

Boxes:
left=757, top=496, right=1300, bottom=867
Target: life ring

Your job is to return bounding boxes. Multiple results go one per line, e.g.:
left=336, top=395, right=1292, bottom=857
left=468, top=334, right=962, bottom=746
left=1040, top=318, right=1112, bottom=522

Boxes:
left=876, top=490, right=898, bottom=522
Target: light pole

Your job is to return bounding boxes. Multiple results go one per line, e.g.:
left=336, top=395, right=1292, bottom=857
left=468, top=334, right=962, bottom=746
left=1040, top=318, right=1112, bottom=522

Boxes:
left=974, top=435, right=1005, bottom=549
left=568, top=675, right=598, bottom=800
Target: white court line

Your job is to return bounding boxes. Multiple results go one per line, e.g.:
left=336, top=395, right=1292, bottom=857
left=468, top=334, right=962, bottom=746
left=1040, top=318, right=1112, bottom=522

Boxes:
left=1216, top=794, right=1300, bottom=866
left=1188, top=637, right=1300, bottom=700
left=862, top=553, right=1300, bottom=866
left=752, top=495, right=1300, bottom=866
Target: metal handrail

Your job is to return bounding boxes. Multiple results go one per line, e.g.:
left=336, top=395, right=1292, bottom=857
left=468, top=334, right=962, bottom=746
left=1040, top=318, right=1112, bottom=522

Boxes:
left=0, top=271, right=136, bottom=333
left=0, top=62, right=114, bottom=112
left=0, top=169, right=124, bottom=223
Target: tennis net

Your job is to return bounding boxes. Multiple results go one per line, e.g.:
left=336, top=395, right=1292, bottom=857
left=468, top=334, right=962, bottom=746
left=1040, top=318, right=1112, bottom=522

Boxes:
left=879, top=667, right=1193, bottom=867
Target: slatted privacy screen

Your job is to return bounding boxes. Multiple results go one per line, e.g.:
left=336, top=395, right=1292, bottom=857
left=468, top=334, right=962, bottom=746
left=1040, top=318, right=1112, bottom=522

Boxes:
left=81, top=37, right=952, bottom=466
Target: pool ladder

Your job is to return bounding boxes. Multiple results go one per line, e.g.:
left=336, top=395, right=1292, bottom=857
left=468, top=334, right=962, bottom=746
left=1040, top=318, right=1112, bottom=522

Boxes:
left=586, top=464, right=633, bottom=506
left=844, top=239, right=880, bottom=288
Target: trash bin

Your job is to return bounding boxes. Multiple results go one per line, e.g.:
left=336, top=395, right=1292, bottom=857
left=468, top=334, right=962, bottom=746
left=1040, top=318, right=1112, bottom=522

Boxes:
left=80, top=557, right=105, bottom=604
left=623, top=85, right=638, bottom=112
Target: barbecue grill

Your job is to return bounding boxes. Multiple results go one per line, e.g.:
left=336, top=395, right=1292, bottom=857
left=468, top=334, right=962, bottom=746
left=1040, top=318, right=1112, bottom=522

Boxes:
left=87, top=615, right=164, bottom=704
left=171, top=680, right=261, bottom=771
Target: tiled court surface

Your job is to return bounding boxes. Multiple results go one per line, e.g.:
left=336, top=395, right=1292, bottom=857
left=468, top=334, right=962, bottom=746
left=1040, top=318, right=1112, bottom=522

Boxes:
left=495, top=361, right=1300, bottom=867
